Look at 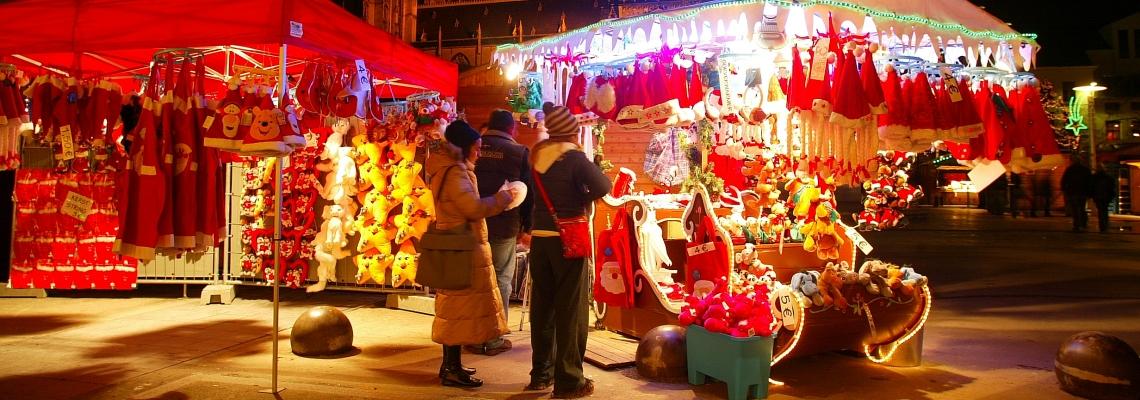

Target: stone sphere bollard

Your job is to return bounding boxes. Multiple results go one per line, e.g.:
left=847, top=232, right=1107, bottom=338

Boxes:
left=291, top=306, right=354, bottom=357
left=636, top=325, right=688, bottom=382
left=1055, top=331, right=1140, bottom=400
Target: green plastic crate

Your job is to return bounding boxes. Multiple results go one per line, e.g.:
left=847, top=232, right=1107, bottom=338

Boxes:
left=686, top=325, right=775, bottom=400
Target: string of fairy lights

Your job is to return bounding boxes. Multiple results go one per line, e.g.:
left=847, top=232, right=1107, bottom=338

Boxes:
left=495, top=0, right=1037, bottom=54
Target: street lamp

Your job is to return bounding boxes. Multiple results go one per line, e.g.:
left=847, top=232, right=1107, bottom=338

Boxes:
left=1074, top=82, right=1107, bottom=169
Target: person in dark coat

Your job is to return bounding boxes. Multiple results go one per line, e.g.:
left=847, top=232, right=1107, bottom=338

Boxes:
left=1060, top=160, right=1092, bottom=232
left=471, top=109, right=534, bottom=355
left=526, top=105, right=610, bottom=398
left=1090, top=168, right=1116, bottom=233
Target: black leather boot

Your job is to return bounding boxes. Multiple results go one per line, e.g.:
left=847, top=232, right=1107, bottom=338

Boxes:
left=440, top=345, right=482, bottom=388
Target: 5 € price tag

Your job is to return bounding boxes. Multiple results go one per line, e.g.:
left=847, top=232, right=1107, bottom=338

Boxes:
left=201, top=114, right=215, bottom=130
left=59, top=125, right=76, bottom=160
left=773, top=285, right=799, bottom=330
left=809, top=38, right=830, bottom=81
left=61, top=191, right=94, bottom=221
left=845, top=226, right=874, bottom=255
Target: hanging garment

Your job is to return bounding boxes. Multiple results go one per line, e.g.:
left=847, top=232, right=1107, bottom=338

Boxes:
left=787, top=46, right=811, bottom=111
left=114, top=65, right=167, bottom=261
left=952, top=76, right=984, bottom=140
left=171, top=62, right=199, bottom=249
left=861, top=50, right=887, bottom=115
left=156, top=58, right=177, bottom=249
left=1011, top=84, right=1064, bottom=171
left=906, top=72, right=938, bottom=151
left=594, top=209, right=637, bottom=308
left=829, top=51, right=871, bottom=128
left=565, top=73, right=588, bottom=114
left=990, top=84, right=1017, bottom=164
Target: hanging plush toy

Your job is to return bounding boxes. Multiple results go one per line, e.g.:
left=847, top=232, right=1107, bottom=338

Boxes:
left=391, top=241, right=419, bottom=287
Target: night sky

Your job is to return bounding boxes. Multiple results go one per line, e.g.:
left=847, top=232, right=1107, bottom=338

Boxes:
left=412, top=0, right=1140, bottom=66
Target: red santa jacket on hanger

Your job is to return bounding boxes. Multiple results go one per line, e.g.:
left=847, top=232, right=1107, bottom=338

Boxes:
left=115, top=66, right=168, bottom=261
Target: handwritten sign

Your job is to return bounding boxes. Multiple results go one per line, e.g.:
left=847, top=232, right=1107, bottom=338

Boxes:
left=809, top=38, right=830, bottom=81
left=201, top=115, right=215, bottom=130
left=940, top=67, right=963, bottom=103
left=289, top=21, right=304, bottom=38
left=687, top=242, right=716, bottom=256
left=845, top=226, right=874, bottom=255
left=773, top=285, right=799, bottom=330
left=61, top=191, right=94, bottom=221
left=59, top=125, right=76, bottom=160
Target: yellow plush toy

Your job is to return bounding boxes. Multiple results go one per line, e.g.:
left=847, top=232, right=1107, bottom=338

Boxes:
left=391, top=241, right=419, bottom=287
left=800, top=202, right=844, bottom=260
left=393, top=186, right=435, bottom=245
left=354, top=251, right=394, bottom=285
left=388, top=140, right=425, bottom=202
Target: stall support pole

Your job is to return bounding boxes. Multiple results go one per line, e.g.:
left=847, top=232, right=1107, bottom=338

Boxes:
left=259, top=43, right=287, bottom=396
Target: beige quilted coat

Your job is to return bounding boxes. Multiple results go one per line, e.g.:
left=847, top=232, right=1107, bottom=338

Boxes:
left=425, top=141, right=511, bottom=345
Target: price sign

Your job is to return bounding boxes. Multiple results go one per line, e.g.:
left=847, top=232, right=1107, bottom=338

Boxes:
left=845, top=226, right=874, bottom=255
left=354, top=59, right=370, bottom=87
left=201, top=115, right=215, bottom=130
left=241, top=111, right=253, bottom=125
left=59, top=125, right=76, bottom=160
left=686, top=242, right=716, bottom=256
left=773, top=285, right=799, bottom=330
left=940, top=67, right=963, bottom=103
left=809, top=38, right=830, bottom=81
left=289, top=21, right=304, bottom=38
left=61, top=191, right=94, bottom=221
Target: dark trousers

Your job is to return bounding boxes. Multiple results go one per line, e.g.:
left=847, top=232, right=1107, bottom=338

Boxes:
left=1066, top=195, right=1088, bottom=229
left=1094, top=199, right=1111, bottom=232
left=528, top=236, right=589, bottom=392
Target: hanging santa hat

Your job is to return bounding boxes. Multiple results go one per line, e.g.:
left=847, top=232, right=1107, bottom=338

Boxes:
left=935, top=81, right=959, bottom=139
left=1015, top=84, right=1064, bottom=170
left=877, top=65, right=910, bottom=149
left=805, top=48, right=833, bottom=117
left=829, top=51, right=871, bottom=128
left=565, top=73, right=589, bottom=115
left=671, top=64, right=694, bottom=108
left=687, top=64, right=706, bottom=109
left=906, top=72, right=938, bottom=151
left=203, top=77, right=245, bottom=151
left=705, top=89, right=724, bottom=121
left=861, top=50, right=887, bottom=114
left=786, top=46, right=810, bottom=112
left=952, top=76, right=984, bottom=140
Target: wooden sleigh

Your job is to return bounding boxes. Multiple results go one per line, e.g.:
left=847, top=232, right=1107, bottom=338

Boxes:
left=591, top=187, right=930, bottom=366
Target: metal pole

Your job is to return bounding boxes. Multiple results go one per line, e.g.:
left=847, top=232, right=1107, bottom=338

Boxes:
left=259, top=43, right=287, bottom=396
left=1088, top=94, right=1098, bottom=170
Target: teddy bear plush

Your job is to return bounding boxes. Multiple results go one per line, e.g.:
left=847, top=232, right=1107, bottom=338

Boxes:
left=817, top=262, right=850, bottom=310
left=858, top=259, right=893, bottom=297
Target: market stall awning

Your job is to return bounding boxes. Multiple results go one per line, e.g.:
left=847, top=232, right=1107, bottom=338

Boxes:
left=494, top=0, right=1038, bottom=72
left=0, top=0, right=457, bottom=97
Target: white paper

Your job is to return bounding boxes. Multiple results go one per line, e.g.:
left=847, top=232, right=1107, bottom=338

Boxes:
left=968, top=159, right=1006, bottom=192
left=501, top=180, right=527, bottom=210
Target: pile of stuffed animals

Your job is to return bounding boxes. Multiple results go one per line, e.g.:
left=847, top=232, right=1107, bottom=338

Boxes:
left=790, top=259, right=927, bottom=311
left=677, top=273, right=781, bottom=338
left=853, top=151, right=924, bottom=231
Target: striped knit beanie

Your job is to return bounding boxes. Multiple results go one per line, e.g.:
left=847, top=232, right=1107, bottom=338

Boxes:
left=543, top=105, right=578, bottom=137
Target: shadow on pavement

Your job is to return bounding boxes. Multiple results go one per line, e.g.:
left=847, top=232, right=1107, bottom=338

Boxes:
left=0, top=314, right=86, bottom=336
left=359, top=343, right=436, bottom=359
left=0, top=363, right=130, bottom=400
left=83, top=319, right=269, bottom=359
left=769, top=354, right=975, bottom=400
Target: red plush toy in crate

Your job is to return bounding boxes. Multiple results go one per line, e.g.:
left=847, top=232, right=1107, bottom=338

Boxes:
left=678, top=271, right=781, bottom=338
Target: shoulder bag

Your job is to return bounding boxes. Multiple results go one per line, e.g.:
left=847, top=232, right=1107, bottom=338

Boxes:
left=415, top=165, right=475, bottom=290
left=533, top=168, right=592, bottom=259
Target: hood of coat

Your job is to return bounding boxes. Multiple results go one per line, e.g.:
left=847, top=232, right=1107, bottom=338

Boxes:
left=531, top=140, right=580, bottom=174
left=425, top=140, right=469, bottom=182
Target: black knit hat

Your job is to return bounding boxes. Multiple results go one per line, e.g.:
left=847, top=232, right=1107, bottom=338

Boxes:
left=444, top=120, right=481, bottom=150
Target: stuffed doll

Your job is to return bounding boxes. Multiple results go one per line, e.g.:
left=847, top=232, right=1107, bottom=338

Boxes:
left=800, top=202, right=844, bottom=260
left=392, top=187, right=435, bottom=245
left=354, top=251, right=394, bottom=285
left=387, top=140, right=425, bottom=202
left=817, top=262, right=849, bottom=310
left=859, top=259, right=893, bottom=297
left=307, top=204, right=355, bottom=293
left=390, top=241, right=419, bottom=287
left=897, top=267, right=928, bottom=296
left=790, top=271, right=824, bottom=307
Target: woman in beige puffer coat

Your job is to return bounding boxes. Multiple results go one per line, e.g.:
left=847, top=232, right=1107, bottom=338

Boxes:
left=424, top=120, right=517, bottom=388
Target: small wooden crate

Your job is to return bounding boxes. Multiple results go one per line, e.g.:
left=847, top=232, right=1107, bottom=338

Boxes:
left=686, top=325, right=774, bottom=400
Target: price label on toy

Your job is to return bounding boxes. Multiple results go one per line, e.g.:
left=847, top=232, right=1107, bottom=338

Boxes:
left=61, top=191, right=94, bottom=221
left=773, top=285, right=799, bottom=330
left=940, top=67, right=963, bottom=103
left=241, top=111, right=253, bottom=125
left=354, top=59, right=370, bottom=87
left=59, top=125, right=75, bottom=160
left=687, top=242, right=716, bottom=256
left=809, top=38, right=830, bottom=81
left=845, top=226, right=874, bottom=255
left=202, top=115, right=215, bottom=130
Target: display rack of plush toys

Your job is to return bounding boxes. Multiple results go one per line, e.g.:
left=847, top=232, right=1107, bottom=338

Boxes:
left=592, top=176, right=931, bottom=367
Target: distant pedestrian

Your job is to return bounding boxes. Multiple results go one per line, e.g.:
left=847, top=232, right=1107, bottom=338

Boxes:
left=1029, top=170, right=1054, bottom=217
left=1061, top=160, right=1092, bottom=232
left=1090, top=168, right=1116, bottom=233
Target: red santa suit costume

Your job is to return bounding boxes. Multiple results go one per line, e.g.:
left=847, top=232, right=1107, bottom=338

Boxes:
left=115, top=66, right=168, bottom=261
left=171, top=62, right=199, bottom=249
